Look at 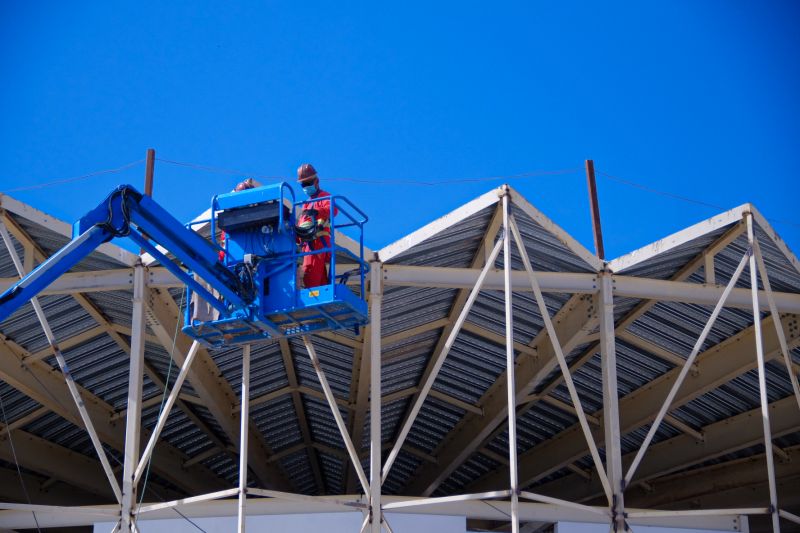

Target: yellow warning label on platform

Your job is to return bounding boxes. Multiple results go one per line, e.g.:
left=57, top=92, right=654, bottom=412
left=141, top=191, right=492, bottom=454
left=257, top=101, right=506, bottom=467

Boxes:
left=309, top=290, right=319, bottom=298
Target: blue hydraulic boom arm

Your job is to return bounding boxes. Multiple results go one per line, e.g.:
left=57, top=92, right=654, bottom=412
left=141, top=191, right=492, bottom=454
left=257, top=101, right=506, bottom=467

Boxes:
left=0, top=185, right=247, bottom=322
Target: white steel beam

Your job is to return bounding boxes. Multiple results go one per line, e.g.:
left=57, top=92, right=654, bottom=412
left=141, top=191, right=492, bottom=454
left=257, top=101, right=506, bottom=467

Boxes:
left=1, top=212, right=232, bottom=486
left=405, top=293, right=597, bottom=497
left=459, top=221, right=775, bottom=478
left=753, top=237, right=800, bottom=412
left=469, top=312, right=800, bottom=492
left=0, top=221, right=122, bottom=504
left=624, top=248, right=750, bottom=486
left=0, top=266, right=179, bottom=295
left=277, top=339, right=325, bottom=493
left=134, top=341, right=201, bottom=485
left=0, top=496, right=747, bottom=531
left=598, top=272, right=625, bottom=531
left=507, top=185, right=604, bottom=271
left=238, top=345, right=251, bottom=533
left=121, top=263, right=146, bottom=531
left=378, top=188, right=500, bottom=263
left=625, top=445, right=800, bottom=509
left=508, top=215, right=611, bottom=505
left=145, top=289, right=292, bottom=491
left=381, top=265, right=800, bottom=313
left=502, top=193, right=520, bottom=533
left=526, top=394, right=800, bottom=505
left=382, top=237, right=504, bottom=483
left=302, top=336, right=370, bottom=495
left=607, top=205, right=748, bottom=273
left=0, top=337, right=225, bottom=494
left=0, top=406, right=49, bottom=437
left=384, top=201, right=505, bottom=485
left=345, top=321, right=370, bottom=493
left=369, top=262, right=383, bottom=533
left=0, top=429, right=120, bottom=501
left=746, top=214, right=781, bottom=532
left=750, top=205, right=800, bottom=277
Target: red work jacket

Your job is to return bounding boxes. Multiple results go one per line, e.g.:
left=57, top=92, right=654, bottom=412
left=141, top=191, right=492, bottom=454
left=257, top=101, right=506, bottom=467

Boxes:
left=301, top=188, right=338, bottom=250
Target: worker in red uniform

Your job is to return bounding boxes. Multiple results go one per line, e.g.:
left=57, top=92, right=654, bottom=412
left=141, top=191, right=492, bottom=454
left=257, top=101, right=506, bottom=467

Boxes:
left=296, top=163, right=337, bottom=288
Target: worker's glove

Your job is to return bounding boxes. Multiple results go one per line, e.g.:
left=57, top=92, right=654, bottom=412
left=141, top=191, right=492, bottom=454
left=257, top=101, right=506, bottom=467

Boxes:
left=294, top=209, right=320, bottom=242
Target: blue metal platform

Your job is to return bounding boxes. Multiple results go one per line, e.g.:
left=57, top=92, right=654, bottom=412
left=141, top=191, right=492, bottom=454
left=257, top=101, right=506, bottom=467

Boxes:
left=183, top=284, right=368, bottom=348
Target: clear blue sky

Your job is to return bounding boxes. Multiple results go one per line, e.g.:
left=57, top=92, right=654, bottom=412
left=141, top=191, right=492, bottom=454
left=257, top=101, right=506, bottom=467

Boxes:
left=1, top=1, right=798, bottom=259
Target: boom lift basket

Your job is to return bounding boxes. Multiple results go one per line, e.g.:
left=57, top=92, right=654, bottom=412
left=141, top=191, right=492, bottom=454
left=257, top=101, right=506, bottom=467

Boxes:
left=0, top=182, right=370, bottom=349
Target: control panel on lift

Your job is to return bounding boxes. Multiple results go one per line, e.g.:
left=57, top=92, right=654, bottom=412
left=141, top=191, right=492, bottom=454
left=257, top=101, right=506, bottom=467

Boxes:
left=0, top=182, right=370, bottom=349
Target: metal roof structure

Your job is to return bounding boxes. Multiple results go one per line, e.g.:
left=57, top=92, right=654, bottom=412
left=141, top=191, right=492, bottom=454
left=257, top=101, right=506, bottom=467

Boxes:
left=0, top=185, right=798, bottom=532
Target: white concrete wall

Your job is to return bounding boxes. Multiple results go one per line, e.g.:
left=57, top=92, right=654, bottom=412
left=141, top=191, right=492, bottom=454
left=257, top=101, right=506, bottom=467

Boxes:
left=95, top=512, right=465, bottom=532
left=555, top=521, right=736, bottom=533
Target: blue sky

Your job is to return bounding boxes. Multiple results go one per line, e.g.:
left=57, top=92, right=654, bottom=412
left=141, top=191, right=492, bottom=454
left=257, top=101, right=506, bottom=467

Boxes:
left=1, top=1, right=798, bottom=259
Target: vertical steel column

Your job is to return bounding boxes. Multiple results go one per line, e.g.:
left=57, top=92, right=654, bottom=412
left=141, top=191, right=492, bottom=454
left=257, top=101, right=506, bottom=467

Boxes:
left=599, top=273, right=626, bottom=532
left=121, top=263, right=147, bottom=531
left=369, top=263, right=383, bottom=533
left=238, top=344, right=251, bottom=532
left=746, top=214, right=781, bottom=533
left=501, top=190, right=519, bottom=533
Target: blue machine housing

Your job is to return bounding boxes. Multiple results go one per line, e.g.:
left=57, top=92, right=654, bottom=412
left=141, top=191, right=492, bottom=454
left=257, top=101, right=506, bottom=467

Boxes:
left=184, top=182, right=370, bottom=347
left=0, top=182, right=370, bottom=350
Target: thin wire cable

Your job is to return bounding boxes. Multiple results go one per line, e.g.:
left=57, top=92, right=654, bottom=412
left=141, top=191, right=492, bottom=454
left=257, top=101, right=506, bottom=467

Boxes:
left=481, top=499, right=512, bottom=520
left=0, top=389, right=42, bottom=532
left=596, top=170, right=727, bottom=211
left=137, top=290, right=184, bottom=508
left=105, top=450, right=208, bottom=533
left=597, top=169, right=800, bottom=230
left=2, top=159, right=144, bottom=194
left=156, top=158, right=283, bottom=181
left=157, top=157, right=581, bottom=186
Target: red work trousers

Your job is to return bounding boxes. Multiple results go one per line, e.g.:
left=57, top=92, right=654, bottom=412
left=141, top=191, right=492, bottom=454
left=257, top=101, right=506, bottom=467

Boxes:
left=302, top=238, right=331, bottom=288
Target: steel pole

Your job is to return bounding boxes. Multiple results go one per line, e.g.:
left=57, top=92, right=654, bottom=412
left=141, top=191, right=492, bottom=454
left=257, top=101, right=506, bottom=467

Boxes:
left=585, top=159, right=605, bottom=260
left=139, top=148, right=155, bottom=256
left=238, top=344, right=251, bottom=532
left=121, top=263, right=147, bottom=531
left=501, top=191, right=519, bottom=533
left=746, top=214, right=781, bottom=533
left=369, top=263, right=383, bottom=533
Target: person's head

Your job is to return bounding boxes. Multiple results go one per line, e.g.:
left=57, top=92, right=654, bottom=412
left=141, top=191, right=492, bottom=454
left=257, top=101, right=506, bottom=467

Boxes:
left=234, top=178, right=256, bottom=192
left=297, top=163, right=319, bottom=196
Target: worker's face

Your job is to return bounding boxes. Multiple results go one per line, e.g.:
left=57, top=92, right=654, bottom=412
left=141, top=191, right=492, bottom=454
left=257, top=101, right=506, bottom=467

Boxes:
left=301, top=179, right=318, bottom=197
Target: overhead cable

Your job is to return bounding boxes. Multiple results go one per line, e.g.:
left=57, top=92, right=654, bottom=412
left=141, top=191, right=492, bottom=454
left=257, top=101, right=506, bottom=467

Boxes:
left=1, top=159, right=144, bottom=194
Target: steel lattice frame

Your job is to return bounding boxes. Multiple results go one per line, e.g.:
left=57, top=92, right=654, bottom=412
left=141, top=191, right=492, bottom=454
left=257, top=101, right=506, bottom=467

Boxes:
left=0, top=186, right=798, bottom=532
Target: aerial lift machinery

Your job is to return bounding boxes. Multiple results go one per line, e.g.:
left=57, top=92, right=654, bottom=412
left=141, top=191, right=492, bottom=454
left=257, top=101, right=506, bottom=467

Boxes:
left=0, top=181, right=370, bottom=345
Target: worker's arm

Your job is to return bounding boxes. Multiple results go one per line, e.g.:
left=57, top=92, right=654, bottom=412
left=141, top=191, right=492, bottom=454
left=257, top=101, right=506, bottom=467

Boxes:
left=313, top=192, right=338, bottom=222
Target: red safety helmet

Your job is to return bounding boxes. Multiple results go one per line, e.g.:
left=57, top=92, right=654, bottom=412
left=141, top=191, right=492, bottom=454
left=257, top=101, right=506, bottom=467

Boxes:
left=297, top=163, right=318, bottom=185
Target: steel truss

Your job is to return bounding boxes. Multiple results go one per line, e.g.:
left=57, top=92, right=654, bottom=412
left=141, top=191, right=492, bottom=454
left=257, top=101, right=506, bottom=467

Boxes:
left=1, top=190, right=799, bottom=532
